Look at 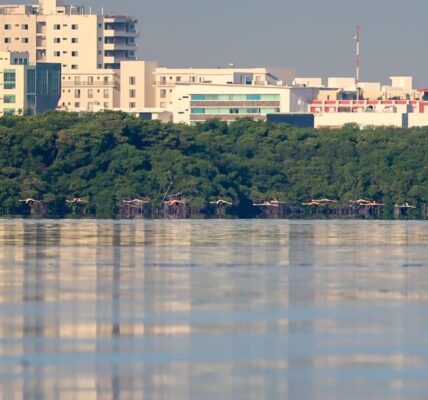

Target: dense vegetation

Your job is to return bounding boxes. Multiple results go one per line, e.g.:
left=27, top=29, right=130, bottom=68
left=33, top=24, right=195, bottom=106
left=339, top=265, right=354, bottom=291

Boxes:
left=0, top=111, right=427, bottom=218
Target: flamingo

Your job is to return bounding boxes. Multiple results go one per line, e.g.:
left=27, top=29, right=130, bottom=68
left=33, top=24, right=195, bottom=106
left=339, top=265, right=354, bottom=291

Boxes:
left=122, top=199, right=149, bottom=205
left=253, top=201, right=279, bottom=207
left=312, top=198, right=338, bottom=204
left=66, top=198, right=88, bottom=204
left=165, top=199, right=187, bottom=206
left=19, top=198, right=40, bottom=205
left=302, top=201, right=322, bottom=207
left=210, top=199, right=232, bottom=206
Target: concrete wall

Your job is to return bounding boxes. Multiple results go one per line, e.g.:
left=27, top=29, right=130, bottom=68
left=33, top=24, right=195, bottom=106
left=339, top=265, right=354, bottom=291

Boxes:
left=315, top=112, right=406, bottom=129
left=293, top=77, right=323, bottom=87
left=328, top=77, right=356, bottom=89
left=43, top=14, right=99, bottom=73
left=408, top=114, right=428, bottom=127
left=120, top=60, right=158, bottom=109
left=59, top=69, right=119, bottom=111
left=0, top=13, right=38, bottom=62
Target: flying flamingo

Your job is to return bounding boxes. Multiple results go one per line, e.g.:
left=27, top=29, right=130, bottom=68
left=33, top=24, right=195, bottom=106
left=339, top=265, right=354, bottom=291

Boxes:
left=19, top=198, right=40, bottom=205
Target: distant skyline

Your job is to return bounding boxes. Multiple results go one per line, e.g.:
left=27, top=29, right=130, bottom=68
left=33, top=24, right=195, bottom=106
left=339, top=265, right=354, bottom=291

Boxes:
left=9, top=0, right=428, bottom=87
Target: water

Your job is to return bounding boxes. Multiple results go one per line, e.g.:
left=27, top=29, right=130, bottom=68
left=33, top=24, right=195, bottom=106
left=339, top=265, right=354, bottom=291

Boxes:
left=0, top=219, right=428, bottom=399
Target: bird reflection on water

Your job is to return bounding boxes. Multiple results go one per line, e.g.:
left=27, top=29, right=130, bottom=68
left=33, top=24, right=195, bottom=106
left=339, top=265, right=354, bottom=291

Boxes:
left=0, top=220, right=428, bottom=399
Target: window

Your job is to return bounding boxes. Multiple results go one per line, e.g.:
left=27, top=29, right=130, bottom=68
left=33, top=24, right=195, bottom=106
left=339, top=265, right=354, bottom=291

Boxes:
left=26, top=69, right=35, bottom=93
left=3, top=108, right=15, bottom=116
left=54, top=24, right=61, bottom=30
left=129, top=102, right=136, bottom=108
left=4, top=38, right=11, bottom=44
left=74, top=89, right=81, bottom=98
left=71, top=38, right=78, bottom=43
left=129, top=89, right=136, bottom=98
left=160, top=102, right=166, bottom=108
left=71, top=65, right=78, bottom=70
left=71, top=51, right=78, bottom=57
left=74, top=102, right=80, bottom=108
left=4, top=70, right=16, bottom=89
left=88, top=89, right=93, bottom=98
left=22, top=24, right=29, bottom=30
left=54, top=51, right=60, bottom=57
left=75, top=77, right=80, bottom=84
left=71, top=24, right=78, bottom=30
left=88, top=76, right=94, bottom=84
left=103, top=102, right=109, bottom=108
left=160, top=76, right=166, bottom=84
left=189, top=76, right=196, bottom=82
left=176, top=76, right=181, bottom=82
left=3, top=95, right=16, bottom=104
left=129, top=76, right=136, bottom=85
left=103, top=89, right=109, bottom=98
left=22, top=38, right=29, bottom=43
left=27, top=94, right=35, bottom=106
left=54, top=38, right=60, bottom=43
left=160, top=89, right=166, bottom=98
left=4, top=24, right=11, bottom=30
left=104, top=77, right=109, bottom=84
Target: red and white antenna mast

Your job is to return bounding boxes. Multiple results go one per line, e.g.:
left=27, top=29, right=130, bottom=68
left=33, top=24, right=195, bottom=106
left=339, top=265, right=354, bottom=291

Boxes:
left=355, top=26, right=361, bottom=99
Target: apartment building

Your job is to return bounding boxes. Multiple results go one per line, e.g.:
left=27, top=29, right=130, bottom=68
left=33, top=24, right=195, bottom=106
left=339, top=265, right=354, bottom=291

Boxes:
left=0, top=51, right=60, bottom=116
left=0, top=0, right=138, bottom=71
left=0, top=0, right=138, bottom=110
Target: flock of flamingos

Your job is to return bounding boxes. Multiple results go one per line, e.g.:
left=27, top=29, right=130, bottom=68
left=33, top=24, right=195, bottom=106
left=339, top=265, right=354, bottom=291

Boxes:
left=17, top=196, right=417, bottom=212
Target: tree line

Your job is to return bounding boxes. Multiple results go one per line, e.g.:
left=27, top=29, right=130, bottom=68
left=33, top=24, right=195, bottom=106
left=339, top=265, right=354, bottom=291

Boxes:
left=0, top=111, right=427, bottom=219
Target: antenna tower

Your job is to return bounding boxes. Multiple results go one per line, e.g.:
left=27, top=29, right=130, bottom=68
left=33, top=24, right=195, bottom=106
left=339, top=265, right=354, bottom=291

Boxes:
left=355, top=26, right=361, bottom=99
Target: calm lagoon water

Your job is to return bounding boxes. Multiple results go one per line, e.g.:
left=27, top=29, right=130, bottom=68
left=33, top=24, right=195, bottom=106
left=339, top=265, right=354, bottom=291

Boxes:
left=0, top=219, right=428, bottom=399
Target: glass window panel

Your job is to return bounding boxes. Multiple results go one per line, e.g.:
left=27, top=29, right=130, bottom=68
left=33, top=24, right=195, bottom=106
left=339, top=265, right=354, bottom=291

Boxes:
left=4, top=95, right=16, bottom=103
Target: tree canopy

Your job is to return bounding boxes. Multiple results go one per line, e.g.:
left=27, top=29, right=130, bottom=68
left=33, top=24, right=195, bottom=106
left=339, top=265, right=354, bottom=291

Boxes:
left=0, top=111, right=427, bottom=218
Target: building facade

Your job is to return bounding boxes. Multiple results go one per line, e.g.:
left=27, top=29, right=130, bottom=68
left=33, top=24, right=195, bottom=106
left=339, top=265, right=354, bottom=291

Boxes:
left=0, top=51, right=60, bottom=116
left=0, top=0, right=138, bottom=110
left=170, top=83, right=318, bottom=124
left=154, top=67, right=295, bottom=110
left=0, top=0, right=138, bottom=71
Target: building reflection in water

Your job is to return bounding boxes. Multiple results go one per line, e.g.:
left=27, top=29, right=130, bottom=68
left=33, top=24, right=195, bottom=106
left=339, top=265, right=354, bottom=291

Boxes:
left=0, top=220, right=428, bottom=398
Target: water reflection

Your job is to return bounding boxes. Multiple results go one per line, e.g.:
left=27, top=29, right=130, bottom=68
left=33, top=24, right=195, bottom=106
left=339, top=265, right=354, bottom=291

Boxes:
left=0, top=220, right=428, bottom=399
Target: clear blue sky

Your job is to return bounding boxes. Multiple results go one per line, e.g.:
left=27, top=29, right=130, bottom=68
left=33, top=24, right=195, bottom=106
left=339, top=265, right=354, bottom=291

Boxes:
left=12, top=0, right=428, bottom=86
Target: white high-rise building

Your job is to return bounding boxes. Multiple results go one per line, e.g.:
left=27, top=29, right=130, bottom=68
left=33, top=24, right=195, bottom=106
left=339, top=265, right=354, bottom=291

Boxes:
left=0, top=0, right=138, bottom=71
left=0, top=0, right=139, bottom=110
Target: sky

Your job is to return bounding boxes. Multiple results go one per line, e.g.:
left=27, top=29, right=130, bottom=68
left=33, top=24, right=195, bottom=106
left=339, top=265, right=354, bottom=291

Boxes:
left=9, top=0, right=428, bottom=87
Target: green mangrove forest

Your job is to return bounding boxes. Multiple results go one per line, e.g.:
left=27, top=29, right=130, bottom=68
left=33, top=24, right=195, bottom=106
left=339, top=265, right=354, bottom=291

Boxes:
left=0, top=111, right=427, bottom=219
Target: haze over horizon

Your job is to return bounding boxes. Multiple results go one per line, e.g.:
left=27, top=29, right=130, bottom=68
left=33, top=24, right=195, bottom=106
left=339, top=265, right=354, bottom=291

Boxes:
left=8, top=0, right=428, bottom=87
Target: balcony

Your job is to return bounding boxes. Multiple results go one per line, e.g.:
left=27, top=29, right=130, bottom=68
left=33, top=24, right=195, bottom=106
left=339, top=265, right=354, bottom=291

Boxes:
left=104, top=42, right=136, bottom=51
left=104, top=29, right=139, bottom=38
left=62, top=80, right=118, bottom=88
